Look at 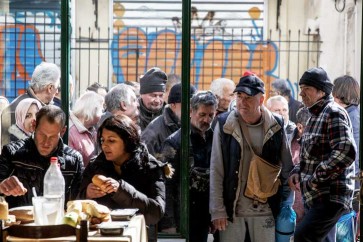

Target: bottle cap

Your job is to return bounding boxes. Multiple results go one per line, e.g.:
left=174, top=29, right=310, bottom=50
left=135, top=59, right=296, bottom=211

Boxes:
left=50, top=157, right=58, bottom=163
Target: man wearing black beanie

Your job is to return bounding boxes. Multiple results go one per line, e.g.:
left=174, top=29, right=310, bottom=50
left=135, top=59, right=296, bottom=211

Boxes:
left=138, top=67, right=168, bottom=130
left=288, top=67, right=356, bottom=242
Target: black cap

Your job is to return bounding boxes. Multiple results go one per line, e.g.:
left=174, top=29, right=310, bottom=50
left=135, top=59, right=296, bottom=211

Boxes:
left=168, top=83, right=197, bottom=104
left=140, top=67, right=167, bottom=94
left=299, top=67, right=333, bottom=95
left=234, top=74, right=265, bottom=96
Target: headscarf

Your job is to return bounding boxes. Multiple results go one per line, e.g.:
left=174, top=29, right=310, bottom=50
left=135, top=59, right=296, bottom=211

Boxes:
left=15, top=98, right=42, bottom=135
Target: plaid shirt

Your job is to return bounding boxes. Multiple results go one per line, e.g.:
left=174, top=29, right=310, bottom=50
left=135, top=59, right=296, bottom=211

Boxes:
left=291, top=95, right=356, bottom=209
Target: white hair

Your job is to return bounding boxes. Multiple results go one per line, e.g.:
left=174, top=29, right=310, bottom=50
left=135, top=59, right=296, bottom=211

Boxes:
left=210, top=78, right=235, bottom=97
left=29, top=62, right=60, bottom=92
left=105, top=84, right=136, bottom=112
left=266, top=95, right=289, bottom=110
left=72, top=91, right=104, bottom=122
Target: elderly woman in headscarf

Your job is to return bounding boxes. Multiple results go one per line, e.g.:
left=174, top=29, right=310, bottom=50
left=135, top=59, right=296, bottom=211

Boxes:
left=8, top=98, right=42, bottom=142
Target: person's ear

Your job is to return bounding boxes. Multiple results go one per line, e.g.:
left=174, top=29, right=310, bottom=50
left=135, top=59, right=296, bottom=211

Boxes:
left=60, top=126, right=67, bottom=137
left=120, top=101, right=127, bottom=111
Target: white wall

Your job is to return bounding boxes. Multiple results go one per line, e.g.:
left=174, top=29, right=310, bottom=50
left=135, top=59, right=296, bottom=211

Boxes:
left=267, top=0, right=362, bottom=83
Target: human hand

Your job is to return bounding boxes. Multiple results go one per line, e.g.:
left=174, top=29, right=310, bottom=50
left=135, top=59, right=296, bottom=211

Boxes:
left=99, top=177, right=120, bottom=194
left=288, top=174, right=300, bottom=191
left=0, top=176, right=27, bottom=196
left=86, top=183, right=106, bottom=199
left=212, top=218, right=228, bottom=231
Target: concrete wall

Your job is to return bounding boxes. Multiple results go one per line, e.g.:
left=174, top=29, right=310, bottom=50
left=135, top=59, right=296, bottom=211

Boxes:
left=267, top=0, right=362, bottom=83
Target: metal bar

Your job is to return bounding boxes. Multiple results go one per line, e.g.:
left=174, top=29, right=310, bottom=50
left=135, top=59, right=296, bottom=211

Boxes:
left=88, top=27, right=91, bottom=87
left=180, top=0, right=191, bottom=239
left=78, top=27, right=82, bottom=97
left=61, top=0, right=70, bottom=144
left=287, top=29, right=291, bottom=81
left=307, top=29, right=310, bottom=68
left=297, top=30, right=301, bottom=86
left=97, top=28, right=100, bottom=83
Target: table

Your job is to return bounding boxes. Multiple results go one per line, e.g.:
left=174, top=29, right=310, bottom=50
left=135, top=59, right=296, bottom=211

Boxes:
left=6, top=215, right=147, bottom=242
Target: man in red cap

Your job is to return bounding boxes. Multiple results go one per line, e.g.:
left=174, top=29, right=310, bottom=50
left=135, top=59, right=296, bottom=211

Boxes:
left=210, top=72, right=293, bottom=242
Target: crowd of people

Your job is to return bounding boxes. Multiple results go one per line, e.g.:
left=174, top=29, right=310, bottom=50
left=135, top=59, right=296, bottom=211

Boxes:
left=0, top=61, right=360, bottom=242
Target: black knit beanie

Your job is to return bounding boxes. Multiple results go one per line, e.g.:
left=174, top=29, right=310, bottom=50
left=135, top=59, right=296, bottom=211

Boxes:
left=299, top=67, right=334, bottom=95
left=168, top=83, right=197, bottom=104
left=140, top=67, right=167, bottom=94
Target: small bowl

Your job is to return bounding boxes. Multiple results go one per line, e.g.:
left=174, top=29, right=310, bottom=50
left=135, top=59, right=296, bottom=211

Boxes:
left=97, top=222, right=128, bottom=236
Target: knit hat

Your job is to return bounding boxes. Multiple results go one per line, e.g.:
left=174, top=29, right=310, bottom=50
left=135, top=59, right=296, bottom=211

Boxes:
left=299, top=67, right=333, bottom=95
left=234, top=72, right=265, bottom=96
left=140, top=67, right=167, bottom=94
left=168, top=83, right=197, bottom=104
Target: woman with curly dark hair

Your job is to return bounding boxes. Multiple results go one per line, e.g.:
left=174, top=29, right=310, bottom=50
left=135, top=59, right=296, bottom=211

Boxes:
left=78, top=114, right=171, bottom=225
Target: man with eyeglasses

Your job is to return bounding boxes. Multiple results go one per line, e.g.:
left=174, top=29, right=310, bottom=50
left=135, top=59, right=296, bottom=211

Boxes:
left=1, top=62, right=61, bottom=148
left=0, top=105, right=84, bottom=208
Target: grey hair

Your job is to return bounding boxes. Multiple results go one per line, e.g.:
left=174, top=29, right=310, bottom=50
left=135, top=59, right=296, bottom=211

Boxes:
left=266, top=95, right=289, bottom=110
left=105, top=83, right=135, bottom=112
left=271, top=79, right=291, bottom=97
left=72, top=92, right=104, bottom=123
left=210, top=78, right=235, bottom=97
left=29, top=62, right=60, bottom=92
left=190, top=90, right=218, bottom=111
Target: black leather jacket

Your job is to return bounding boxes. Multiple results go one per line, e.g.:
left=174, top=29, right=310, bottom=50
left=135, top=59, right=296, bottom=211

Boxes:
left=0, top=137, right=84, bottom=208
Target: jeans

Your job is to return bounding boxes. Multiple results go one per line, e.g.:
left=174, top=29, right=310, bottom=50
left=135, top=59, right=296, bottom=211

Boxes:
left=294, top=201, right=347, bottom=242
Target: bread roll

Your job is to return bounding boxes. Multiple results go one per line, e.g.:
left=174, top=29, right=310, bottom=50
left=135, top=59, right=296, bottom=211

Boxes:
left=0, top=200, right=8, bottom=220
left=8, top=207, right=33, bottom=221
left=92, top=175, right=108, bottom=191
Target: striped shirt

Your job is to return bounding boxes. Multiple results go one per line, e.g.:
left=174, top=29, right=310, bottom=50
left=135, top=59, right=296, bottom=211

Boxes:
left=291, top=95, right=356, bottom=209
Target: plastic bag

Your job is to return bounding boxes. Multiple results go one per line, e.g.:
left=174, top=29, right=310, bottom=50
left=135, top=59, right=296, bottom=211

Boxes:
left=336, top=210, right=356, bottom=242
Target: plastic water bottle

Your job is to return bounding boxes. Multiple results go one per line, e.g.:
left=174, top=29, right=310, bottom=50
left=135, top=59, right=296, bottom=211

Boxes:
left=275, top=205, right=296, bottom=242
left=43, top=157, right=65, bottom=225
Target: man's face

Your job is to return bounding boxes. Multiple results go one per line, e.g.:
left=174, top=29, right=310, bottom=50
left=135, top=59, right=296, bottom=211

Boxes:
left=45, top=80, right=60, bottom=104
left=217, top=84, right=235, bottom=112
left=190, top=104, right=216, bottom=134
left=34, top=117, right=63, bottom=156
left=141, top=92, right=164, bottom=112
left=299, top=84, right=325, bottom=107
left=124, top=93, right=140, bottom=123
left=268, top=100, right=289, bottom=123
left=236, top=92, right=264, bottom=118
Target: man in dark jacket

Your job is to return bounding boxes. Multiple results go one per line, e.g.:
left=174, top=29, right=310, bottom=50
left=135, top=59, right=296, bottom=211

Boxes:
left=1, top=62, right=61, bottom=147
left=0, top=105, right=84, bottom=208
left=138, top=67, right=168, bottom=131
left=141, top=83, right=197, bottom=158
left=160, top=91, right=217, bottom=241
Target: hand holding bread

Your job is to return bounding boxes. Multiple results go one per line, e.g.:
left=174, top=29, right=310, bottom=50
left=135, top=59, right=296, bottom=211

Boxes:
left=92, top=174, right=120, bottom=194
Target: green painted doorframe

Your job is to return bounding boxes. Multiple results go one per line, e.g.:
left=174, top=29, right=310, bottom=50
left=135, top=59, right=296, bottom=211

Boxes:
left=180, top=0, right=191, bottom=240
left=61, top=0, right=70, bottom=144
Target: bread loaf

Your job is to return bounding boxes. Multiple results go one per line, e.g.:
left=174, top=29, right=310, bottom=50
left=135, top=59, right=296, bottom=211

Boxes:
left=92, top=175, right=108, bottom=192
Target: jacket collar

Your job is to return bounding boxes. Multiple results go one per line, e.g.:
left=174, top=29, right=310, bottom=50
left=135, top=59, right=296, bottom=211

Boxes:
left=163, top=105, right=180, bottom=127
left=69, top=112, right=92, bottom=134
left=308, top=95, right=333, bottom=116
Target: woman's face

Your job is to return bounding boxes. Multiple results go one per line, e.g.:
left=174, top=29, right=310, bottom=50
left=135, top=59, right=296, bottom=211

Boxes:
left=100, top=128, right=127, bottom=164
left=23, top=104, right=39, bottom=133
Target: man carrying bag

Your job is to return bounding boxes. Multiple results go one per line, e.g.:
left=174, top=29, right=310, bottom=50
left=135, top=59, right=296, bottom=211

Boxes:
left=209, top=72, right=294, bottom=242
